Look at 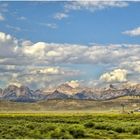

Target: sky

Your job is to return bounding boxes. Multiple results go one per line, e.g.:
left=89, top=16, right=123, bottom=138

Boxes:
left=0, top=1, right=140, bottom=89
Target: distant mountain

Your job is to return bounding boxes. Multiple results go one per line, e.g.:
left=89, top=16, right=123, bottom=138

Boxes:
left=2, top=85, right=45, bottom=102
left=57, top=83, right=82, bottom=95
left=42, top=83, right=82, bottom=95
left=73, top=90, right=98, bottom=100
left=1, top=83, right=140, bottom=102
left=46, top=90, right=70, bottom=99
left=72, top=83, right=140, bottom=100
left=2, top=85, right=19, bottom=100
left=0, top=88, right=3, bottom=98
left=98, top=88, right=129, bottom=100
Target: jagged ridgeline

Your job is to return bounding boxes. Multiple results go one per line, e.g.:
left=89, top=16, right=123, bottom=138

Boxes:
left=0, top=83, right=140, bottom=102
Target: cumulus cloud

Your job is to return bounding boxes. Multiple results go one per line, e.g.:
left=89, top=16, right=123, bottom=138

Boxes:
left=22, top=42, right=46, bottom=59
left=1, top=31, right=140, bottom=67
left=54, top=12, right=68, bottom=20
left=123, top=27, right=140, bottom=36
left=1, top=32, right=140, bottom=66
left=0, top=59, right=82, bottom=89
left=29, top=67, right=64, bottom=75
left=100, top=69, right=128, bottom=82
left=0, top=32, right=18, bottom=58
left=5, top=66, right=81, bottom=89
left=21, top=40, right=33, bottom=46
left=120, top=60, right=140, bottom=74
left=1, top=31, right=140, bottom=88
left=64, top=1, right=128, bottom=12
left=66, top=80, right=80, bottom=88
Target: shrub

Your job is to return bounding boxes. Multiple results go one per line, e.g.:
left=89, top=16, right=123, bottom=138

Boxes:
left=60, top=132, right=73, bottom=139
left=132, top=128, right=140, bottom=135
left=115, top=127, right=125, bottom=133
left=28, top=130, right=44, bottom=139
left=50, top=128, right=63, bottom=139
left=68, top=125, right=86, bottom=138
left=95, top=124, right=107, bottom=130
left=84, top=121, right=95, bottom=128
left=46, top=124, right=56, bottom=131
left=108, top=130, right=116, bottom=134
left=50, top=128, right=73, bottom=139
left=26, top=123, right=36, bottom=129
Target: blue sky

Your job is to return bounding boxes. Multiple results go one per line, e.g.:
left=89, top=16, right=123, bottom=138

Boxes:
left=0, top=1, right=140, bottom=44
left=0, top=1, right=140, bottom=89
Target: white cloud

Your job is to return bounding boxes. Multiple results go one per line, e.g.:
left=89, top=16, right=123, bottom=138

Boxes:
left=54, top=1, right=128, bottom=21
left=1, top=32, right=140, bottom=88
left=39, top=23, right=57, bottom=29
left=17, top=16, right=27, bottom=20
left=29, top=67, right=63, bottom=75
left=0, top=32, right=18, bottom=57
left=66, top=80, right=79, bottom=88
left=64, top=1, right=128, bottom=12
left=0, top=3, right=8, bottom=21
left=6, top=24, right=21, bottom=32
left=1, top=32, right=140, bottom=67
left=0, top=3, right=8, bottom=13
left=0, top=13, right=5, bottom=21
left=4, top=66, right=81, bottom=89
left=22, top=42, right=46, bottom=59
left=100, top=69, right=128, bottom=82
left=120, top=60, right=140, bottom=74
left=54, top=12, right=68, bottom=20
left=123, top=27, right=140, bottom=36
left=21, top=40, right=33, bottom=46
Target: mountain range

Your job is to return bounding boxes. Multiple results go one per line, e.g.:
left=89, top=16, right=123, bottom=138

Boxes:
left=0, top=82, right=140, bottom=102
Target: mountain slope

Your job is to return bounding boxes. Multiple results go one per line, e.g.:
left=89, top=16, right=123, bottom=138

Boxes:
left=2, top=85, right=45, bottom=102
left=1, top=97, right=140, bottom=111
left=1, top=83, right=140, bottom=102
left=46, top=90, right=70, bottom=99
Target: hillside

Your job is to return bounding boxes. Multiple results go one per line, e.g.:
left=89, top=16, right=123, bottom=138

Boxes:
left=1, top=96, right=140, bottom=112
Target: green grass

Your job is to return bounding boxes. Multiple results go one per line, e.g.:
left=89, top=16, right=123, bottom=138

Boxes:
left=1, top=113, right=140, bottom=139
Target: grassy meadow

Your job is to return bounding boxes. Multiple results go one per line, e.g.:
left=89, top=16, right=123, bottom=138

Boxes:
left=1, top=97, right=140, bottom=139
left=1, top=112, right=140, bottom=139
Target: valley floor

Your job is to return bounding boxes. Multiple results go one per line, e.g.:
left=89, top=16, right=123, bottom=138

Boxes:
left=1, top=96, right=140, bottom=112
left=1, top=112, right=140, bottom=139
left=1, top=97, right=140, bottom=139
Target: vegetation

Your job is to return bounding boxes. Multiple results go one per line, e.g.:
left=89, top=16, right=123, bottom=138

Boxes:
left=1, top=113, right=140, bottom=139
left=1, top=97, right=140, bottom=112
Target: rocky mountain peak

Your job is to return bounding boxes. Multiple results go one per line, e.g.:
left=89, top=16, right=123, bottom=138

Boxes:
left=57, top=83, right=73, bottom=90
left=1, top=81, right=140, bottom=102
left=56, top=82, right=82, bottom=95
